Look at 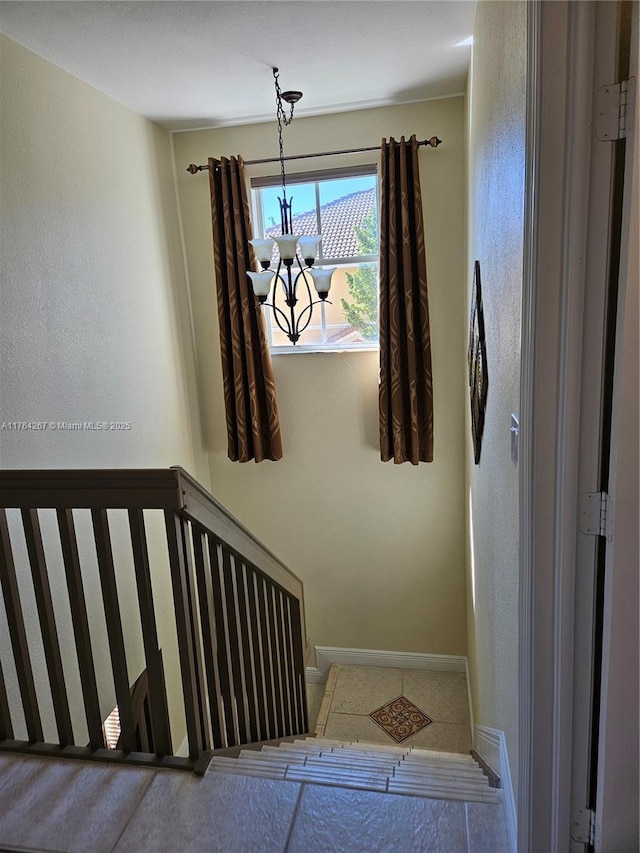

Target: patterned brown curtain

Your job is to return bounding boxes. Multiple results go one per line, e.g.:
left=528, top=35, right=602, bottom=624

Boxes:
left=379, top=136, right=434, bottom=465
left=208, top=156, right=282, bottom=462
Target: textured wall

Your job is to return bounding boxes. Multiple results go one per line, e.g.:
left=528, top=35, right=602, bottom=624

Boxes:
left=0, top=36, right=204, bottom=746
left=465, top=2, right=526, bottom=794
left=174, top=98, right=469, bottom=655
left=0, top=35, right=204, bottom=478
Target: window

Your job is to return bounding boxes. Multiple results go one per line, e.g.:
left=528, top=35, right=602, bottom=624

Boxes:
left=251, top=165, right=379, bottom=353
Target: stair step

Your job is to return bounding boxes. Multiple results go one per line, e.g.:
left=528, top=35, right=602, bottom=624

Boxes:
left=208, top=758, right=287, bottom=779
left=393, top=765, right=482, bottom=784
left=285, top=764, right=388, bottom=792
left=332, top=746, right=409, bottom=760
left=260, top=746, right=318, bottom=761
left=393, top=769, right=488, bottom=788
left=387, top=778, right=499, bottom=804
left=404, top=757, right=477, bottom=768
left=238, top=749, right=306, bottom=765
left=408, top=747, right=475, bottom=761
left=298, top=737, right=345, bottom=747
left=208, top=736, right=495, bottom=807
left=331, top=741, right=410, bottom=755
left=304, top=756, right=399, bottom=773
left=277, top=742, right=326, bottom=754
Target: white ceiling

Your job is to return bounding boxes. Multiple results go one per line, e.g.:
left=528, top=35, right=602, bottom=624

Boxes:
left=0, top=1, right=475, bottom=131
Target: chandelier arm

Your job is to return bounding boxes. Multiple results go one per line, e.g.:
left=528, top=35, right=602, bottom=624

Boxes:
left=294, top=297, right=332, bottom=339
left=269, top=263, right=298, bottom=341
left=266, top=299, right=295, bottom=339
left=292, top=266, right=315, bottom=336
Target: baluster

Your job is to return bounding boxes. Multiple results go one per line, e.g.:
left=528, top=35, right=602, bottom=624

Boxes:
left=283, top=595, right=301, bottom=734
left=243, top=564, right=268, bottom=743
left=289, top=595, right=308, bottom=733
left=128, top=509, right=172, bottom=756
left=0, top=509, right=43, bottom=743
left=191, top=526, right=224, bottom=748
left=253, top=570, right=276, bottom=741
left=266, top=583, right=285, bottom=738
left=21, top=508, right=74, bottom=746
left=0, top=657, right=13, bottom=741
left=91, top=509, right=136, bottom=753
left=207, top=536, right=237, bottom=747
left=233, top=561, right=260, bottom=742
left=56, top=508, right=103, bottom=749
left=164, top=510, right=206, bottom=758
left=179, top=518, right=210, bottom=749
left=275, top=589, right=293, bottom=735
left=221, top=549, right=248, bottom=744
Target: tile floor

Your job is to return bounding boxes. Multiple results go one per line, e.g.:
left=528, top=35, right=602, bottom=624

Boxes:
left=0, top=667, right=509, bottom=852
left=0, top=751, right=510, bottom=852
left=315, top=665, right=473, bottom=754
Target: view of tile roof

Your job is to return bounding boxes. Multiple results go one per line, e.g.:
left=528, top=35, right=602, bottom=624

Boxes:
left=264, top=187, right=376, bottom=260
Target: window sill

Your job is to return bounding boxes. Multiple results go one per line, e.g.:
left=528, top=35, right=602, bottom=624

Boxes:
left=271, top=343, right=379, bottom=355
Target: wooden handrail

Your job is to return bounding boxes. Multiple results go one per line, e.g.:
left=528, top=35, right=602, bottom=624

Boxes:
left=0, top=467, right=303, bottom=597
left=0, top=467, right=309, bottom=772
left=0, top=468, right=185, bottom=509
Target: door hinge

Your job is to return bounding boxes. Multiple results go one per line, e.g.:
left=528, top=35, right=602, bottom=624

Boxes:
left=571, top=808, right=596, bottom=845
left=596, top=77, right=635, bottom=141
left=580, top=492, right=614, bottom=541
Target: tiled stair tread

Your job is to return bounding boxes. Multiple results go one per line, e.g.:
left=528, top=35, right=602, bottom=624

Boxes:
left=237, top=749, right=293, bottom=762
left=276, top=742, right=326, bottom=754
left=333, top=742, right=410, bottom=755
left=239, top=748, right=307, bottom=759
left=392, top=771, right=489, bottom=788
left=387, top=781, right=499, bottom=804
left=232, top=752, right=486, bottom=782
left=211, top=756, right=290, bottom=772
left=285, top=763, right=389, bottom=781
left=216, top=757, right=494, bottom=795
left=401, top=756, right=479, bottom=768
left=388, top=778, right=499, bottom=797
left=285, top=766, right=388, bottom=787
left=258, top=747, right=315, bottom=761
left=408, top=747, right=476, bottom=760
left=303, top=757, right=399, bottom=773
left=209, top=736, right=496, bottom=805
left=208, top=762, right=286, bottom=779
left=340, top=750, right=476, bottom=768
left=308, top=751, right=400, bottom=766
left=393, top=768, right=486, bottom=783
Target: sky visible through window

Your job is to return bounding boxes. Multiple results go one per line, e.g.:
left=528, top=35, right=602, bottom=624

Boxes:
left=261, top=175, right=374, bottom=229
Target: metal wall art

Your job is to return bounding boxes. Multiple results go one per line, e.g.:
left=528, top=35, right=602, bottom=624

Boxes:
left=468, top=260, right=488, bottom=464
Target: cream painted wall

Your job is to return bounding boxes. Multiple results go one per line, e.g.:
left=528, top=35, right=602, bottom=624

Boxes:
left=174, top=98, right=468, bottom=655
left=465, top=2, right=526, bottom=795
left=0, top=36, right=205, bottom=746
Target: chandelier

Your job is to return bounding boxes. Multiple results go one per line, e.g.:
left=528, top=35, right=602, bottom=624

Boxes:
left=247, top=68, right=335, bottom=345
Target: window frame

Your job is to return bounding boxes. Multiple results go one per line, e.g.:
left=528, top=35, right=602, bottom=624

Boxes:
left=250, top=164, right=380, bottom=354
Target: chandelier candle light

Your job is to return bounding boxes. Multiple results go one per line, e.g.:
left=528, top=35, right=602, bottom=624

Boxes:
left=247, top=68, right=335, bottom=345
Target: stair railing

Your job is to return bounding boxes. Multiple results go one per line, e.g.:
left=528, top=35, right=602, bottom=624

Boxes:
left=0, top=467, right=308, bottom=773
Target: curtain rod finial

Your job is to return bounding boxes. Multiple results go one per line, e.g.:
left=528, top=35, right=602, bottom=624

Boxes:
left=427, top=137, right=442, bottom=148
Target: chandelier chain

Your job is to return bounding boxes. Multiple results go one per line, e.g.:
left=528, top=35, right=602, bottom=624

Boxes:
left=273, top=68, right=294, bottom=205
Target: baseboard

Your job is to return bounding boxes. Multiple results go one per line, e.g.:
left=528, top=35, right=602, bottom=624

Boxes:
left=305, top=646, right=467, bottom=684
left=465, top=658, right=475, bottom=733
left=474, top=725, right=517, bottom=853
left=305, top=666, right=325, bottom=684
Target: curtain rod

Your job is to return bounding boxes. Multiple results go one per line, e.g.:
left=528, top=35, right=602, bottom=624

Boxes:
left=186, top=136, right=442, bottom=174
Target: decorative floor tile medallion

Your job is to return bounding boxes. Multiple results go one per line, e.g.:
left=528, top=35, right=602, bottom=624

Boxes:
left=369, top=696, right=433, bottom=743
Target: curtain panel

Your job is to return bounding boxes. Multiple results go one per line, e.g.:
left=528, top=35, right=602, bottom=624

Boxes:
left=378, top=135, right=434, bottom=465
left=208, top=156, right=283, bottom=462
